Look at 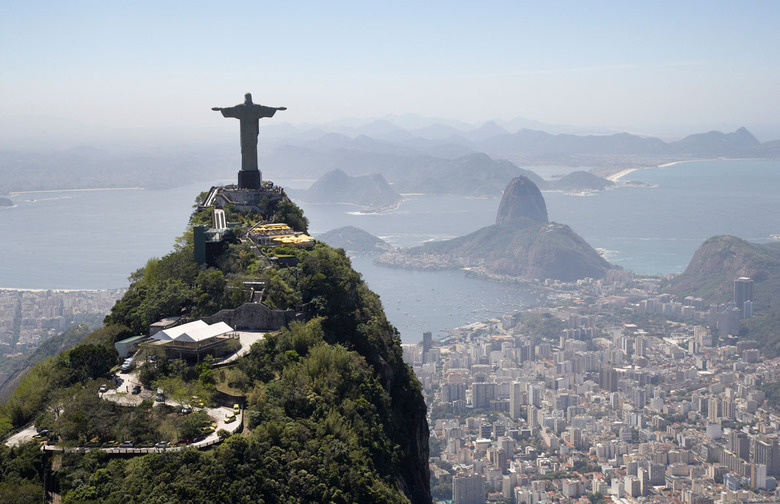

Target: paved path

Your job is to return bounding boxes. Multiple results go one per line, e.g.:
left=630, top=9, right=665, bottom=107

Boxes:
left=42, top=406, right=242, bottom=454
left=4, top=424, right=38, bottom=447
left=101, top=369, right=147, bottom=406
left=9, top=348, right=250, bottom=453
left=219, top=330, right=265, bottom=365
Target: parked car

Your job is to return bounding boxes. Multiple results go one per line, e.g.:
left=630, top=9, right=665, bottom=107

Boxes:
left=155, top=388, right=165, bottom=402
left=224, top=413, right=236, bottom=424
left=180, top=406, right=192, bottom=414
left=120, top=358, right=136, bottom=372
left=154, top=441, right=169, bottom=449
left=131, top=385, right=141, bottom=395
left=99, top=384, right=108, bottom=393
left=233, top=403, right=240, bottom=415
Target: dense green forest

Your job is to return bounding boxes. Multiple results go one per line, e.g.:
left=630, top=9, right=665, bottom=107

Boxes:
left=0, top=193, right=430, bottom=503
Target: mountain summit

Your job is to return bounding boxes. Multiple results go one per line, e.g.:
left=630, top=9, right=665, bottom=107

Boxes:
left=495, top=175, right=548, bottom=224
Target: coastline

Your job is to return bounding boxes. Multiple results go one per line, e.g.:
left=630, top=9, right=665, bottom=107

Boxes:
left=604, top=157, right=769, bottom=182
left=657, top=157, right=766, bottom=169
left=606, top=168, right=639, bottom=182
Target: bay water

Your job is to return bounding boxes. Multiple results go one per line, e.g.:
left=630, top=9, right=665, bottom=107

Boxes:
left=1, top=159, right=777, bottom=343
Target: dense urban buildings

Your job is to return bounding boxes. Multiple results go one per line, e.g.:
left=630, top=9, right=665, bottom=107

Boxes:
left=0, top=289, right=123, bottom=354
left=407, top=274, right=780, bottom=504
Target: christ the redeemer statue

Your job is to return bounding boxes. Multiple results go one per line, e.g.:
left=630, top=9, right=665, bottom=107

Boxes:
left=212, top=93, right=286, bottom=190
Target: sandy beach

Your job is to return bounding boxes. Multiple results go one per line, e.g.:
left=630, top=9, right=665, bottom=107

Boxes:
left=606, top=168, right=639, bottom=182
left=606, top=158, right=722, bottom=181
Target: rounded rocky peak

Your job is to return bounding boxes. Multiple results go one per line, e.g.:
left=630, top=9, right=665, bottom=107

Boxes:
left=495, top=176, right=548, bottom=225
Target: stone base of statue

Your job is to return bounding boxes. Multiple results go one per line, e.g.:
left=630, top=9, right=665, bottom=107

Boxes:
left=238, top=170, right=261, bottom=190
left=202, top=181, right=285, bottom=214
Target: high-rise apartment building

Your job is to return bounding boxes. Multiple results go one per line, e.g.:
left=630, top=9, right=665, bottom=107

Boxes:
left=734, top=277, right=753, bottom=319
left=453, top=473, right=485, bottom=504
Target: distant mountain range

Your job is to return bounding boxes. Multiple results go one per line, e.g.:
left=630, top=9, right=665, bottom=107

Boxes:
left=2, top=118, right=776, bottom=196
left=265, top=122, right=775, bottom=169
left=470, top=126, right=768, bottom=166
left=259, top=125, right=774, bottom=199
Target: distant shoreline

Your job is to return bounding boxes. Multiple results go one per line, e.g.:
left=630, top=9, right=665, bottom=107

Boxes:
left=657, top=157, right=766, bottom=169
left=606, top=168, right=639, bottom=182
left=9, top=187, right=143, bottom=196
left=603, top=157, right=768, bottom=182
left=304, top=197, right=403, bottom=214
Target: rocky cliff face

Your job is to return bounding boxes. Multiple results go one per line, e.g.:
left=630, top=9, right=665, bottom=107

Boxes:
left=495, top=175, right=548, bottom=224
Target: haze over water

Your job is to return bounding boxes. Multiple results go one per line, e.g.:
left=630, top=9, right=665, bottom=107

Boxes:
left=1, top=159, right=778, bottom=343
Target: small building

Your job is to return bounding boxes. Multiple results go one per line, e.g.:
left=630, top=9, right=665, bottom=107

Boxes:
left=115, top=335, right=147, bottom=359
left=248, top=222, right=314, bottom=248
left=149, top=317, right=181, bottom=337
left=150, top=320, right=237, bottom=361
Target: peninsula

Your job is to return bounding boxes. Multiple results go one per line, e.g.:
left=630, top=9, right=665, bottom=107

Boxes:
left=377, top=175, right=613, bottom=282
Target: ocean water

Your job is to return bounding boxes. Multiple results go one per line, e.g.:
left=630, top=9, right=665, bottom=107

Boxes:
left=544, top=159, right=780, bottom=274
left=1, top=160, right=777, bottom=343
left=0, top=181, right=219, bottom=290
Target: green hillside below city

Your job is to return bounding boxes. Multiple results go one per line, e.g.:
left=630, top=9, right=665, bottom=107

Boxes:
left=665, top=235, right=780, bottom=356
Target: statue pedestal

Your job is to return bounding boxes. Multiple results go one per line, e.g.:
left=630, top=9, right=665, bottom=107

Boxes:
left=238, top=170, right=261, bottom=190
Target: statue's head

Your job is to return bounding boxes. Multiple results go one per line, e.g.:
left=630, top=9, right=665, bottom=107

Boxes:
left=244, top=93, right=253, bottom=104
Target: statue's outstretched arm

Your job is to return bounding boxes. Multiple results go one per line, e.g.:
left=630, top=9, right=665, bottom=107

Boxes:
left=215, top=105, right=240, bottom=118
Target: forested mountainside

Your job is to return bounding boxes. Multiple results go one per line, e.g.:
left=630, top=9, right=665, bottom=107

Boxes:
left=0, top=190, right=430, bottom=504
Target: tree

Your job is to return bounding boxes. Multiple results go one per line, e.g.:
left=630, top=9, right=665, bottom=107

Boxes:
left=192, top=269, right=227, bottom=316
left=64, top=343, right=117, bottom=382
left=273, top=198, right=309, bottom=233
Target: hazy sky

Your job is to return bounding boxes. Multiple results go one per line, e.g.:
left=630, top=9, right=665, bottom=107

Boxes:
left=1, top=1, right=779, bottom=141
